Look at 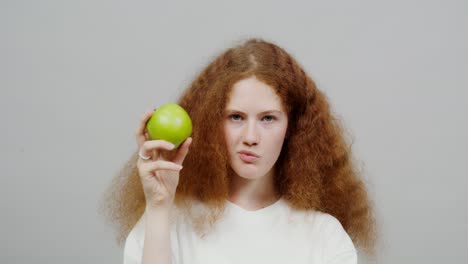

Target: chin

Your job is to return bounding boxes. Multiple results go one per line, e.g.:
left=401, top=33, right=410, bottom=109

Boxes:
left=231, top=165, right=266, bottom=180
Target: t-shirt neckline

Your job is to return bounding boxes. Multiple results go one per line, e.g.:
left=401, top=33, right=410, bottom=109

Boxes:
left=226, top=197, right=284, bottom=215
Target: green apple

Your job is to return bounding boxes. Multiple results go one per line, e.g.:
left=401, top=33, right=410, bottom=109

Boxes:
left=146, top=103, right=192, bottom=148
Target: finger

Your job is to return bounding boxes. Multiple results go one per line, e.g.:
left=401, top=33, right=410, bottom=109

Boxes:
left=151, top=149, right=158, bottom=161
left=145, top=160, right=183, bottom=172
left=172, top=137, right=192, bottom=165
left=141, top=140, right=175, bottom=159
left=135, top=109, right=155, bottom=145
left=136, top=110, right=154, bottom=135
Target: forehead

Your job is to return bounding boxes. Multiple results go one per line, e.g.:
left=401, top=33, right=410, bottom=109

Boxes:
left=226, top=76, right=284, bottom=111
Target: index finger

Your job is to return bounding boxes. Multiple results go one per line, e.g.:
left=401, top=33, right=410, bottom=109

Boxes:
left=135, top=109, right=155, bottom=146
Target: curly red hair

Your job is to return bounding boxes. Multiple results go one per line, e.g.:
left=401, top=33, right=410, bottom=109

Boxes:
left=100, top=38, right=377, bottom=255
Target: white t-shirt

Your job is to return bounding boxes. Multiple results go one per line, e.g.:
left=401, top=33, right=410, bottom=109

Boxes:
left=124, top=198, right=357, bottom=264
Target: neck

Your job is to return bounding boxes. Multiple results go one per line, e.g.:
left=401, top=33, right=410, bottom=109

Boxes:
left=228, top=168, right=281, bottom=210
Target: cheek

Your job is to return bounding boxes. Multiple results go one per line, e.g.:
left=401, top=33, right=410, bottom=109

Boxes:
left=223, top=126, right=237, bottom=150
left=267, top=128, right=287, bottom=153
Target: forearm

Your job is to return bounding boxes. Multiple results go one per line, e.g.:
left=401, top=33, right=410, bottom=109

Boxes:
left=142, top=207, right=173, bottom=264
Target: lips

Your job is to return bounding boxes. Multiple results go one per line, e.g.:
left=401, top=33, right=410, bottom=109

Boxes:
left=238, top=150, right=259, bottom=163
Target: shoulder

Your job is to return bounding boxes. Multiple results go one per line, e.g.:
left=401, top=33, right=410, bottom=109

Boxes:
left=123, top=205, right=190, bottom=263
left=313, top=212, right=357, bottom=263
left=123, top=214, right=146, bottom=264
left=283, top=203, right=357, bottom=263
left=124, top=201, right=204, bottom=244
left=313, top=211, right=346, bottom=233
left=292, top=208, right=353, bottom=245
left=282, top=202, right=340, bottom=229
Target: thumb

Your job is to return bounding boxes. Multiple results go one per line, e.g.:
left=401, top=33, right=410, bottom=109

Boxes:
left=172, top=137, right=192, bottom=165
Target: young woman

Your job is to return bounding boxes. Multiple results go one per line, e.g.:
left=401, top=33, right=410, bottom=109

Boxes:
left=101, top=38, right=376, bottom=264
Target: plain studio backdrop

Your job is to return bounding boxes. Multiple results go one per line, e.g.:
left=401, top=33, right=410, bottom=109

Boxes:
left=1, top=0, right=467, bottom=263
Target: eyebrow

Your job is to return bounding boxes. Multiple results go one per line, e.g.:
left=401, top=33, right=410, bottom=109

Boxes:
left=225, top=109, right=284, bottom=115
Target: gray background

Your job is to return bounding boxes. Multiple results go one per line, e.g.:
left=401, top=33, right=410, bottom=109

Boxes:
left=2, top=0, right=467, bottom=263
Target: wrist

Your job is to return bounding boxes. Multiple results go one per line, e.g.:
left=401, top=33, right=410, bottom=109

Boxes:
left=145, top=204, right=173, bottom=217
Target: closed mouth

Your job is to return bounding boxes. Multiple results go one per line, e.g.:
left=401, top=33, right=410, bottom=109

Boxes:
left=238, top=150, right=259, bottom=163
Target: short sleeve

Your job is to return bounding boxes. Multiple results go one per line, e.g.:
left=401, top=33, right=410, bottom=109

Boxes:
left=122, top=213, right=180, bottom=264
left=123, top=217, right=145, bottom=264
left=320, top=214, right=357, bottom=264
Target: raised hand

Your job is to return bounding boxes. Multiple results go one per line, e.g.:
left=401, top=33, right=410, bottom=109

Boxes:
left=135, top=110, right=192, bottom=210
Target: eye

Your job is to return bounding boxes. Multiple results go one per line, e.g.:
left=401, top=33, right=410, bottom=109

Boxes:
left=262, top=115, right=276, bottom=122
left=229, top=114, right=243, bottom=121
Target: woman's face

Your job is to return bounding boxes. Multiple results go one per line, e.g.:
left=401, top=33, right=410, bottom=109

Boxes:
left=224, top=76, right=288, bottom=181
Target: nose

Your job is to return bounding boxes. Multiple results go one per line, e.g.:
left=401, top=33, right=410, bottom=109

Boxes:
left=242, top=120, right=259, bottom=146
